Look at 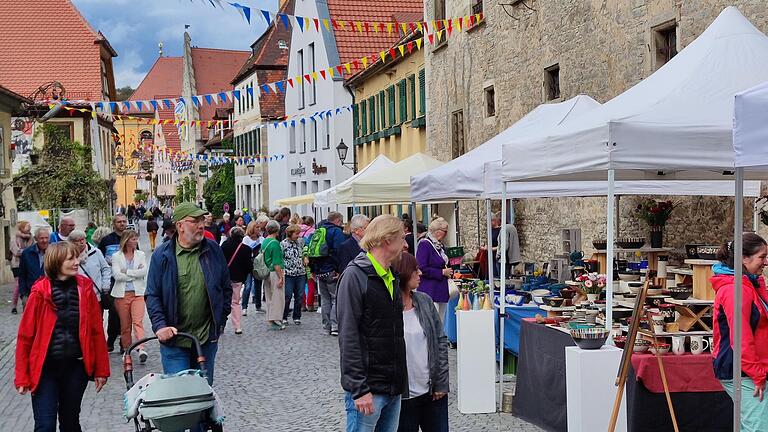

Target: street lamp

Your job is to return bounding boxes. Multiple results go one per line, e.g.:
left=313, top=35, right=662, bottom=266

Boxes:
left=336, top=139, right=357, bottom=172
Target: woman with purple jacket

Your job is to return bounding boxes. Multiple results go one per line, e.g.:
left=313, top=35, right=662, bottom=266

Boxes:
left=416, top=217, right=453, bottom=323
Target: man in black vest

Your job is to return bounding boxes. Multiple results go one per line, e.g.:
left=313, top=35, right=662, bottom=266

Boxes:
left=337, top=215, right=407, bottom=432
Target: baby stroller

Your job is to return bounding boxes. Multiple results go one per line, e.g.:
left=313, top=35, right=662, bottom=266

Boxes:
left=123, top=333, right=224, bottom=432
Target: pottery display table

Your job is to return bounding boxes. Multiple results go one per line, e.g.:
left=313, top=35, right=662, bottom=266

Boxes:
left=683, top=259, right=718, bottom=300
left=665, top=298, right=714, bottom=332
left=593, top=247, right=674, bottom=273
left=565, top=346, right=627, bottom=432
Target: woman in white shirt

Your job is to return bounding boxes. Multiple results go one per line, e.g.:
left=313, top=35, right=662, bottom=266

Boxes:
left=110, top=230, right=148, bottom=362
left=396, top=252, right=450, bottom=432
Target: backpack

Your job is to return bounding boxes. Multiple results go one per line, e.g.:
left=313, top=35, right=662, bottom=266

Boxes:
left=252, top=241, right=271, bottom=280
left=306, top=227, right=329, bottom=258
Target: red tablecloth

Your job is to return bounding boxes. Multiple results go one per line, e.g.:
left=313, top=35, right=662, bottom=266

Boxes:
left=631, top=353, right=723, bottom=393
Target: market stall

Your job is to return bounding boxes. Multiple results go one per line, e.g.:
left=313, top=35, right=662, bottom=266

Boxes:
left=313, top=154, right=395, bottom=210
left=500, top=7, right=768, bottom=428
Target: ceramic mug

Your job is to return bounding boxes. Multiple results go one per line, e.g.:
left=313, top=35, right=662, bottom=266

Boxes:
left=708, top=336, right=714, bottom=352
left=651, top=314, right=665, bottom=334
left=671, top=336, right=686, bottom=356
left=690, top=335, right=710, bottom=355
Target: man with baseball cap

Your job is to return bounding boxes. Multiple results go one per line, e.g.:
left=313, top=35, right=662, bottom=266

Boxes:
left=145, top=202, right=232, bottom=386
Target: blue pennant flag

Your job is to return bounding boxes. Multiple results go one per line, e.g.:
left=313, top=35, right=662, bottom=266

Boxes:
left=319, top=111, right=324, bottom=119
left=150, top=100, right=158, bottom=111
left=95, top=102, right=103, bottom=109
left=296, top=16, right=304, bottom=32
left=274, top=122, right=279, bottom=129
left=290, top=120, right=295, bottom=127
left=136, top=101, right=143, bottom=111
left=122, top=101, right=131, bottom=111
left=109, top=102, right=118, bottom=112
left=275, top=81, right=285, bottom=93
left=179, top=97, right=187, bottom=106
left=326, top=110, right=332, bottom=117
left=163, top=99, right=172, bottom=109
left=229, top=2, right=251, bottom=24
left=247, top=87, right=254, bottom=97
left=218, top=92, right=228, bottom=102
left=260, top=84, right=270, bottom=94
left=233, top=90, right=241, bottom=99
left=261, top=9, right=271, bottom=25
left=192, top=96, right=200, bottom=107
left=204, top=94, right=213, bottom=105
left=336, top=108, right=341, bottom=114
left=278, top=14, right=290, bottom=30
left=300, top=118, right=306, bottom=124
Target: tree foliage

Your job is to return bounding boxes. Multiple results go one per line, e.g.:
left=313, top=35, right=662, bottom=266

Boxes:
left=115, top=86, right=135, bottom=102
left=203, top=164, right=235, bottom=218
left=16, top=124, right=110, bottom=212
left=176, top=176, right=197, bottom=204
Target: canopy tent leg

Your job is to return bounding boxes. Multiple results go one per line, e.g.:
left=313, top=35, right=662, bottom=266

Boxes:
left=486, top=198, right=494, bottom=286
left=606, top=169, right=615, bottom=330
left=733, top=168, right=744, bottom=432
left=477, top=200, right=481, bottom=250
left=412, top=202, right=419, bottom=255
left=499, top=183, right=508, bottom=409
left=753, top=198, right=759, bottom=233
left=454, top=201, right=461, bottom=246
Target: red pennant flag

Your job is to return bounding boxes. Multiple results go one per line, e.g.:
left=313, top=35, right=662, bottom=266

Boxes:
left=428, top=33, right=434, bottom=44
left=447, top=26, right=453, bottom=37
left=407, top=41, right=414, bottom=53
left=363, top=22, right=370, bottom=32
left=352, top=59, right=360, bottom=69
left=319, top=70, right=326, bottom=80
left=409, top=22, right=416, bottom=33
left=436, top=20, right=442, bottom=30
left=387, top=48, right=394, bottom=59
left=331, top=19, right=339, bottom=30
left=393, top=21, right=400, bottom=33
left=469, top=14, right=475, bottom=27
left=378, top=22, right=385, bottom=33
left=423, top=21, right=429, bottom=33
left=287, top=78, right=294, bottom=88
left=479, top=12, right=484, bottom=22
left=304, top=74, right=311, bottom=83
left=336, top=65, right=344, bottom=75
left=313, top=18, right=319, bottom=31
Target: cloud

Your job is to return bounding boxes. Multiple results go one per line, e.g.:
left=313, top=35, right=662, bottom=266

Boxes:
left=73, top=0, right=277, bottom=89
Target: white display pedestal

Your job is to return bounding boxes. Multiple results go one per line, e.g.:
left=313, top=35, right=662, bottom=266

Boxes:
left=565, top=346, right=627, bottom=432
left=456, top=310, right=496, bottom=414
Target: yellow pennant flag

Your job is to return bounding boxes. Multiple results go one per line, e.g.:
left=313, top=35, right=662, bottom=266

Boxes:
left=373, top=22, right=379, bottom=32
left=416, top=22, right=423, bottom=33
left=380, top=51, right=387, bottom=62
left=304, top=18, right=310, bottom=32
left=386, top=22, right=393, bottom=34
left=416, top=38, right=423, bottom=50
left=322, top=19, right=330, bottom=31
left=401, top=23, right=408, bottom=34
left=437, top=30, right=444, bottom=41
left=295, top=75, right=302, bottom=84
left=431, top=20, right=436, bottom=31
left=475, top=13, right=482, bottom=22
left=344, top=63, right=351, bottom=73
left=355, top=22, right=363, bottom=33
left=455, top=18, right=462, bottom=31
left=208, top=121, right=213, bottom=128
left=173, top=120, right=179, bottom=125
left=310, top=71, right=318, bottom=81
left=361, top=56, right=369, bottom=68
left=398, top=44, right=405, bottom=57
left=328, top=67, right=335, bottom=78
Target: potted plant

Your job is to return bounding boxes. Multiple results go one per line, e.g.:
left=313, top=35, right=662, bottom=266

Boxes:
left=635, top=199, right=678, bottom=248
left=576, top=273, right=607, bottom=302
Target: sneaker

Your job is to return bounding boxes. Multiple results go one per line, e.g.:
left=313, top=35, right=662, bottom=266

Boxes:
left=281, top=319, right=289, bottom=326
left=254, top=308, right=264, bottom=313
left=294, top=319, right=301, bottom=325
left=269, top=322, right=286, bottom=331
left=330, top=330, right=339, bottom=337
left=11, top=308, right=17, bottom=315
left=235, top=328, right=243, bottom=335
left=138, top=349, right=148, bottom=364
left=242, top=309, right=248, bottom=316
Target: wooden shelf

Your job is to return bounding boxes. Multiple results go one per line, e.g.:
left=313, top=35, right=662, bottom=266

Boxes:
left=640, top=329, right=712, bottom=337
left=684, top=259, right=719, bottom=266
left=664, top=297, right=713, bottom=306
left=595, top=247, right=675, bottom=254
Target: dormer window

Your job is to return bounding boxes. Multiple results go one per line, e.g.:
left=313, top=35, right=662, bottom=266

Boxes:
left=278, top=40, right=288, bottom=50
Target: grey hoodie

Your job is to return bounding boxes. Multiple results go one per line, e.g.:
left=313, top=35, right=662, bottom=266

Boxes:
left=78, top=244, right=111, bottom=295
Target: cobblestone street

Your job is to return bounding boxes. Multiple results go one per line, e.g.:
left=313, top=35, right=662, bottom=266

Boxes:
left=0, top=224, right=542, bottom=431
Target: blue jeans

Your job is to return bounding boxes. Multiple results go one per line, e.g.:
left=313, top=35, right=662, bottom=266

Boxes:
left=32, top=359, right=89, bottom=432
left=159, top=340, right=218, bottom=386
left=398, top=393, right=449, bottom=432
left=283, top=274, right=306, bottom=320
left=344, top=392, right=401, bottom=432
left=241, top=275, right=262, bottom=310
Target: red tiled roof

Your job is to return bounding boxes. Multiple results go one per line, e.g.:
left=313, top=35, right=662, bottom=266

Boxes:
left=191, top=47, right=250, bottom=130
left=0, top=0, right=115, bottom=101
left=326, top=0, right=423, bottom=74
left=231, top=0, right=294, bottom=85
left=257, top=69, right=288, bottom=119
left=130, top=57, right=183, bottom=102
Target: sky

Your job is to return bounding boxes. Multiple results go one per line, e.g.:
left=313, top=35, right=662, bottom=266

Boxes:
left=72, top=0, right=277, bottom=89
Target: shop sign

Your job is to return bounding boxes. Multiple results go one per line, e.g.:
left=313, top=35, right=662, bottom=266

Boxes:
left=291, top=162, right=306, bottom=176
left=312, top=158, right=327, bottom=175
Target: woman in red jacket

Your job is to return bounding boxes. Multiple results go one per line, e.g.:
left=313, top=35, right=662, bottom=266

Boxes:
left=712, top=233, right=768, bottom=432
left=15, top=241, right=110, bottom=431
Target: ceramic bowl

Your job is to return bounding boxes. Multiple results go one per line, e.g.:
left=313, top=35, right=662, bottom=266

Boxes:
left=649, top=343, right=671, bottom=355
left=628, top=283, right=644, bottom=294
left=560, top=288, right=577, bottom=300
left=633, top=339, right=651, bottom=353
left=618, top=272, right=641, bottom=282
left=531, top=288, right=552, bottom=297
left=613, top=335, right=627, bottom=349
left=571, top=335, right=608, bottom=350
left=545, top=297, right=564, bottom=307
left=647, top=286, right=664, bottom=296
left=665, top=287, right=693, bottom=300
left=612, top=308, right=634, bottom=320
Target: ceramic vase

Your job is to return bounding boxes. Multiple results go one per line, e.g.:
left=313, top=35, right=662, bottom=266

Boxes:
left=587, top=293, right=598, bottom=302
left=462, top=291, right=471, bottom=311
left=456, top=291, right=465, bottom=311
left=483, top=292, right=494, bottom=310
left=650, top=225, right=664, bottom=248
left=472, top=295, right=481, bottom=310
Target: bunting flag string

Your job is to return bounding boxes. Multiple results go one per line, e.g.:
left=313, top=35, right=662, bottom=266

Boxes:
left=62, top=105, right=236, bottom=128
left=198, top=0, right=483, bottom=38
left=51, top=13, right=480, bottom=113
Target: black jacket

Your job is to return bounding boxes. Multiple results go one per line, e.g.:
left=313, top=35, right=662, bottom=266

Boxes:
left=337, top=236, right=363, bottom=276
left=337, top=253, right=407, bottom=399
left=47, top=278, right=82, bottom=360
left=221, top=239, right=253, bottom=283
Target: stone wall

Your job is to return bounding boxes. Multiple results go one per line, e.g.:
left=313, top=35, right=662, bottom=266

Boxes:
left=425, top=0, right=768, bottom=263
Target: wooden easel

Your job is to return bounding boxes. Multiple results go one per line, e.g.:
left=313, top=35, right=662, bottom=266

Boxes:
left=608, top=281, right=680, bottom=432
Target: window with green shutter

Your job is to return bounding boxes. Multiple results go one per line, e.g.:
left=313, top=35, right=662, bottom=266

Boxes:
left=379, top=91, right=386, bottom=130
left=408, top=75, right=416, bottom=120
left=353, top=104, right=360, bottom=139
left=397, top=80, right=407, bottom=123
left=369, top=96, right=376, bottom=132
left=418, top=69, right=426, bottom=116
left=388, top=85, right=396, bottom=127
left=361, top=100, right=368, bottom=136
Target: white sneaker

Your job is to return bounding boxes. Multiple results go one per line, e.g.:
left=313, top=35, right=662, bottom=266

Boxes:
left=138, top=349, right=148, bottom=364
left=242, top=309, right=248, bottom=316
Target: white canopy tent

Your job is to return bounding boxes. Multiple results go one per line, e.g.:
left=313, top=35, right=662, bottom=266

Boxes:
left=314, top=155, right=396, bottom=208
left=410, top=95, right=601, bottom=202
left=335, top=153, right=444, bottom=205
left=498, top=8, right=768, bottom=428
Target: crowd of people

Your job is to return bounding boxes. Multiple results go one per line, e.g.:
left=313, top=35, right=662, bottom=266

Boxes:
left=8, top=203, right=470, bottom=431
